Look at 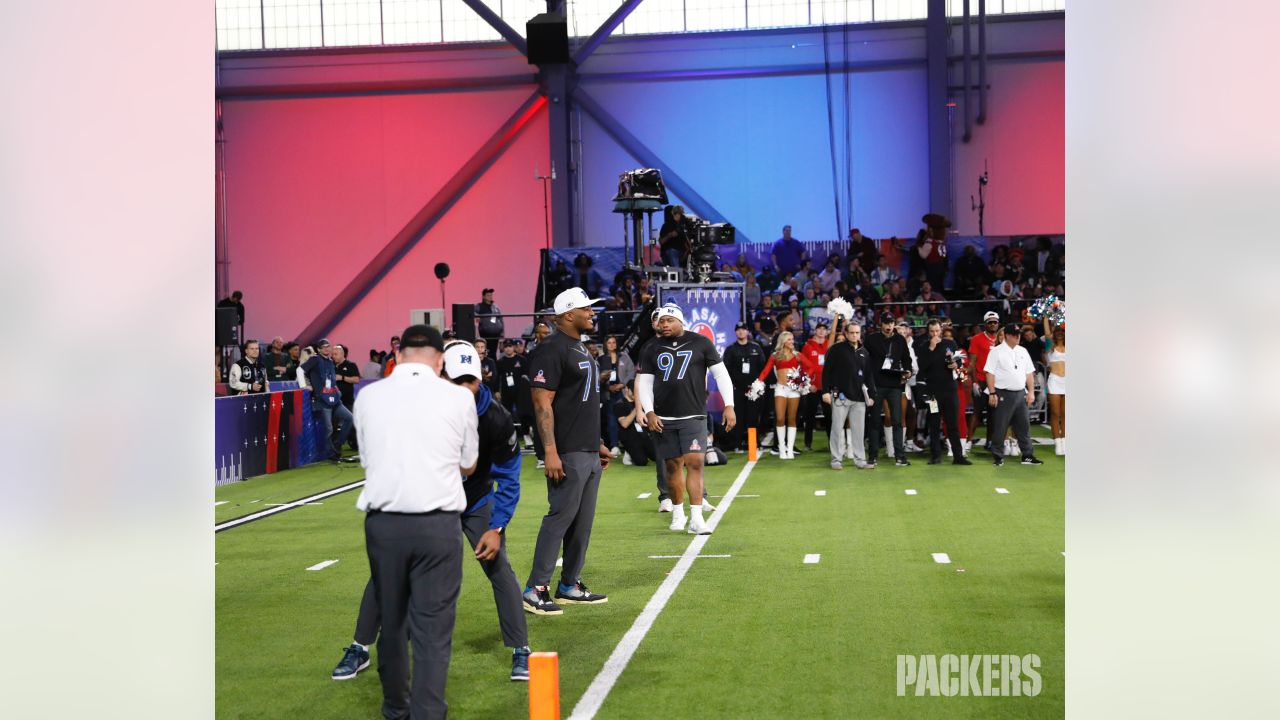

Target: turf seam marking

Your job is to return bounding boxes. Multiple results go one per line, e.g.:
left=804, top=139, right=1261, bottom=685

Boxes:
left=214, top=480, right=365, bottom=533
left=567, top=460, right=756, bottom=720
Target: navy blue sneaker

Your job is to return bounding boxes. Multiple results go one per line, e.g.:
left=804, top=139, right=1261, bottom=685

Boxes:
left=331, top=643, right=370, bottom=680
left=555, top=580, right=608, bottom=604
left=511, top=646, right=531, bottom=682
left=523, top=586, right=563, bottom=615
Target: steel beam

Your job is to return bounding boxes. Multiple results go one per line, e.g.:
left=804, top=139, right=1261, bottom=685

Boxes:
left=458, top=0, right=529, bottom=57
left=216, top=74, right=537, bottom=100
left=572, top=0, right=647, bottom=67
left=295, top=91, right=547, bottom=342
left=925, top=0, right=950, bottom=217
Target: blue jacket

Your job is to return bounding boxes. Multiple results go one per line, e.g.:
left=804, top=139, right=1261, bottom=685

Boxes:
left=462, top=384, right=522, bottom=530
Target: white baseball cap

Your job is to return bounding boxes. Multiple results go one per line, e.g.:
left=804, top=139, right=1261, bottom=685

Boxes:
left=982, top=311, right=1000, bottom=322
left=655, top=303, right=685, bottom=325
left=553, top=287, right=606, bottom=315
left=443, top=341, right=481, bottom=380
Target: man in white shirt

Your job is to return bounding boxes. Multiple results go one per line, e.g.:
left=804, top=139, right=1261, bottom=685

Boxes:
left=983, top=323, right=1044, bottom=467
left=354, top=324, right=478, bottom=720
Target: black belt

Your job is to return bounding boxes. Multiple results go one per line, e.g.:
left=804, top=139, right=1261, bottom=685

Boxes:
left=367, top=508, right=459, bottom=517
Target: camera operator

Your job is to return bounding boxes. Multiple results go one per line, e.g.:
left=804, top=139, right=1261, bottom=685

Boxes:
left=659, top=205, right=690, bottom=269
left=915, top=319, right=972, bottom=465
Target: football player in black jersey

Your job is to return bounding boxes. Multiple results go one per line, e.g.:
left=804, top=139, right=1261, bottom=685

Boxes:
left=636, top=304, right=736, bottom=535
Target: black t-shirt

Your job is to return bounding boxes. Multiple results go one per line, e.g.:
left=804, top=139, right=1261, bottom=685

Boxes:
left=527, top=331, right=601, bottom=453
left=463, top=399, right=520, bottom=510
left=863, top=330, right=913, bottom=389
left=754, top=309, right=777, bottom=335
left=721, top=340, right=768, bottom=392
left=335, top=360, right=360, bottom=408
left=637, top=331, right=722, bottom=419
left=496, top=354, right=525, bottom=398
left=914, top=338, right=960, bottom=394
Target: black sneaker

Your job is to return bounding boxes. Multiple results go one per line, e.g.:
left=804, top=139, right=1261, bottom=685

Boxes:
left=1021, top=456, right=1044, bottom=466
left=993, top=457, right=1004, bottom=467
left=510, top=647, right=531, bottom=682
left=895, top=457, right=911, bottom=467
left=953, top=457, right=973, bottom=466
left=522, top=586, right=563, bottom=615
left=555, top=580, right=608, bottom=604
left=927, top=457, right=942, bottom=465
left=331, top=643, right=370, bottom=680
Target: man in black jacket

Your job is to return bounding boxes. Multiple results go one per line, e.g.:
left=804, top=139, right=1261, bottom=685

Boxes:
left=915, top=319, right=973, bottom=465
left=862, top=311, right=914, bottom=466
left=821, top=320, right=875, bottom=469
left=475, top=289, right=504, bottom=357
left=720, top=321, right=768, bottom=453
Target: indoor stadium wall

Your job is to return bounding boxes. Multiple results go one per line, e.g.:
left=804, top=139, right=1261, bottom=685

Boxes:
left=217, top=13, right=1061, bottom=355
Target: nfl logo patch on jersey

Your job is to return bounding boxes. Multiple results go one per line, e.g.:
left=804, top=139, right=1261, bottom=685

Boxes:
left=533, top=370, right=546, bottom=383
left=689, top=439, right=701, bottom=451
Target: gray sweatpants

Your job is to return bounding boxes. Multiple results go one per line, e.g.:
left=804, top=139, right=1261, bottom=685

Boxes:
left=828, top=397, right=867, bottom=465
left=352, top=504, right=528, bottom=650
left=526, top=451, right=601, bottom=589
left=990, top=388, right=1035, bottom=460
left=461, top=504, right=528, bottom=648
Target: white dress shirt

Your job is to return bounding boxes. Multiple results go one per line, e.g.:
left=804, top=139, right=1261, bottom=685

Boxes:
left=984, top=341, right=1035, bottom=391
left=354, top=363, right=478, bottom=513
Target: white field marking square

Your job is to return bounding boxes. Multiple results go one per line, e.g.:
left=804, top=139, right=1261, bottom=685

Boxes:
left=931, top=553, right=951, bottom=564
left=995, top=487, right=1010, bottom=494
left=814, top=490, right=827, bottom=496
left=904, top=489, right=917, bottom=495
left=637, top=492, right=652, bottom=499
left=556, top=557, right=563, bottom=567
left=803, top=554, right=821, bottom=564
left=307, top=559, right=339, bottom=571
left=214, top=501, right=228, bottom=506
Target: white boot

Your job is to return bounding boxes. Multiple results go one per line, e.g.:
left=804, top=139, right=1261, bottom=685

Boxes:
left=883, top=427, right=894, bottom=458
left=1055, top=437, right=1066, bottom=456
left=786, top=426, right=797, bottom=459
left=775, top=426, right=786, bottom=458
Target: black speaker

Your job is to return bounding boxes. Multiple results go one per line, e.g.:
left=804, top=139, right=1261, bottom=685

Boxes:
left=451, top=303, right=476, bottom=342
left=526, top=12, right=569, bottom=64
left=216, top=307, right=240, bottom=346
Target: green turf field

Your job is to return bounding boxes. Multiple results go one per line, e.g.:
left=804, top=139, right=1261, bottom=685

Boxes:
left=216, top=434, right=1063, bottom=719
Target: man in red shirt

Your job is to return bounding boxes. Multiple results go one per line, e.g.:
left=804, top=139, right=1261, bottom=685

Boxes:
left=967, top=311, right=1001, bottom=451
left=799, top=322, right=835, bottom=451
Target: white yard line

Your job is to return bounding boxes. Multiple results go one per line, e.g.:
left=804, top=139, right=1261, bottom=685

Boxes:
left=647, top=554, right=731, bottom=559
left=995, top=487, right=1010, bottom=494
left=803, top=554, right=821, bottom=564
left=814, top=490, right=827, bottom=496
left=932, top=553, right=951, bottom=564
left=567, top=460, right=757, bottom=720
left=306, top=559, right=339, bottom=571
left=904, top=489, right=918, bottom=495
left=636, top=492, right=652, bottom=499
left=214, top=480, right=365, bottom=532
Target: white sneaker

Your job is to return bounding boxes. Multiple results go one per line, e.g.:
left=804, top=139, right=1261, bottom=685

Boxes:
left=961, top=439, right=972, bottom=455
left=536, top=459, right=545, bottom=469
left=609, top=446, right=621, bottom=458
left=905, top=440, right=923, bottom=454
left=622, top=452, right=633, bottom=466
left=762, top=431, right=775, bottom=447
left=669, top=512, right=688, bottom=531
left=687, top=516, right=711, bottom=535
left=701, top=499, right=717, bottom=513
left=831, top=460, right=844, bottom=470
left=658, top=498, right=673, bottom=513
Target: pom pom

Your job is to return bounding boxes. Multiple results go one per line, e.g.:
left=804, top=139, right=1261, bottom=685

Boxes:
left=826, top=297, right=854, bottom=321
left=746, top=379, right=766, bottom=401
left=786, top=370, right=814, bottom=396
left=1028, top=295, right=1066, bottom=326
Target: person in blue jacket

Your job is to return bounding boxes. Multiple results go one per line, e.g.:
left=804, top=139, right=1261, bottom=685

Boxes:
left=331, top=341, right=533, bottom=683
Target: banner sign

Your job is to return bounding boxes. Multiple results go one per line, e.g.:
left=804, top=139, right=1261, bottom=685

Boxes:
left=655, top=283, right=745, bottom=415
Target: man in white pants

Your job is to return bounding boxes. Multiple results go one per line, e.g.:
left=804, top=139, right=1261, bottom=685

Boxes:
left=821, top=321, right=875, bottom=469
left=636, top=304, right=737, bottom=535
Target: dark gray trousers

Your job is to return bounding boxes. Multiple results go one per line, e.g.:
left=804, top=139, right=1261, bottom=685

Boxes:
left=353, top=504, right=528, bottom=649
left=526, top=451, right=601, bottom=589
left=365, top=510, right=461, bottom=720
left=990, top=388, right=1035, bottom=460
